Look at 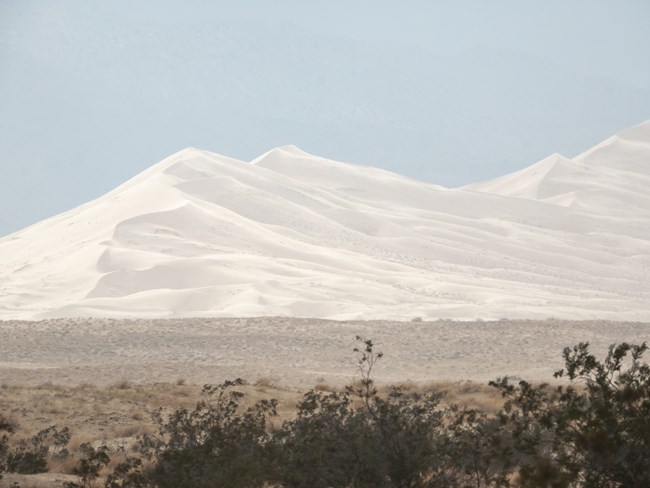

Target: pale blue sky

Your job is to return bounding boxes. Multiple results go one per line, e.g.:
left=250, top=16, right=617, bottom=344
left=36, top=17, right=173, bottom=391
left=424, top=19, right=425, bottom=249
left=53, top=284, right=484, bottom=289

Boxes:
left=1, top=0, right=649, bottom=236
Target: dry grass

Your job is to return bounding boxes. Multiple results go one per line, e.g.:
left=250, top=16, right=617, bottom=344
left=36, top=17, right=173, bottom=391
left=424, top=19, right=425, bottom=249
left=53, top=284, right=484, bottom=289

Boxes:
left=1, top=378, right=506, bottom=442
left=0, top=378, right=514, bottom=487
left=409, top=380, right=506, bottom=414
left=1, top=381, right=299, bottom=445
left=0, top=380, right=303, bottom=487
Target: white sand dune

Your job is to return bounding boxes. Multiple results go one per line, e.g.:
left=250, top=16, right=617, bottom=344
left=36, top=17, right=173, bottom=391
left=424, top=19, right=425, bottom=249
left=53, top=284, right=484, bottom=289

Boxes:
left=1, top=122, right=649, bottom=320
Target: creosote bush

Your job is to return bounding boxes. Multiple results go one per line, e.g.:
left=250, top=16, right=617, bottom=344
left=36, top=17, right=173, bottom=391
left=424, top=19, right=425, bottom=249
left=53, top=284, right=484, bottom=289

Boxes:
left=3, top=338, right=650, bottom=487
left=0, top=423, right=70, bottom=476
left=489, top=341, right=650, bottom=487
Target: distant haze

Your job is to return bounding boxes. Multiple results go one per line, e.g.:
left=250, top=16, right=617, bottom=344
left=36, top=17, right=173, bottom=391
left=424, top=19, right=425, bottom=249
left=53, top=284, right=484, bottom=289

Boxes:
left=1, top=0, right=649, bottom=237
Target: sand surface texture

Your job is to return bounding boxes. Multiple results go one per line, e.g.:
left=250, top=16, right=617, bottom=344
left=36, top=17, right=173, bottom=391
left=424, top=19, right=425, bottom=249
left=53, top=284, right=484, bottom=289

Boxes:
left=0, top=122, right=649, bottom=321
left=1, top=318, right=649, bottom=388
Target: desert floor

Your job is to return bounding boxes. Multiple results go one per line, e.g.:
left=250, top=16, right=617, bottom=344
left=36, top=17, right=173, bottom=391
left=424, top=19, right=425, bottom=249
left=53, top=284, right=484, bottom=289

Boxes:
left=2, top=317, right=649, bottom=389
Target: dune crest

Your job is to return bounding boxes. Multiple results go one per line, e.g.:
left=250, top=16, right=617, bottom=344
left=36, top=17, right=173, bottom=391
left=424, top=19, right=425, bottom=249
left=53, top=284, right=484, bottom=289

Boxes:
left=1, top=122, right=649, bottom=320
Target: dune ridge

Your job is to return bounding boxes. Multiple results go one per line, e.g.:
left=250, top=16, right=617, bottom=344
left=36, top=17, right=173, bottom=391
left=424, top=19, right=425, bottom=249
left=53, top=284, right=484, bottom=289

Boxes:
left=1, top=122, right=649, bottom=320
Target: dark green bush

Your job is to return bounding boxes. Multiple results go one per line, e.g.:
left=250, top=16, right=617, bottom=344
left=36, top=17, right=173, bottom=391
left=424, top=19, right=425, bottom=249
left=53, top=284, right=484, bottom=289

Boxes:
left=490, top=341, right=650, bottom=487
left=141, top=378, right=277, bottom=488
left=4, top=425, right=69, bottom=474
left=0, top=413, right=14, bottom=482
left=63, top=443, right=111, bottom=488
left=271, top=337, right=496, bottom=487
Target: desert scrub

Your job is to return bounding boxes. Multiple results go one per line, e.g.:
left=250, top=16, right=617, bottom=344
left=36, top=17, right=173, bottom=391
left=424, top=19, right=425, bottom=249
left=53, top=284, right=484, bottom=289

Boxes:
left=5, top=338, right=650, bottom=487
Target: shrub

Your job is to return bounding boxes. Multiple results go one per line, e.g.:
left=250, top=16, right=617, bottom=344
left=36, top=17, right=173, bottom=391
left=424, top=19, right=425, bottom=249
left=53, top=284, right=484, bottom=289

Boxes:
left=63, top=443, right=111, bottom=488
left=4, top=425, right=70, bottom=474
left=490, top=341, right=650, bottom=487
left=141, top=378, right=277, bottom=488
left=0, top=414, right=14, bottom=482
left=271, top=337, right=511, bottom=487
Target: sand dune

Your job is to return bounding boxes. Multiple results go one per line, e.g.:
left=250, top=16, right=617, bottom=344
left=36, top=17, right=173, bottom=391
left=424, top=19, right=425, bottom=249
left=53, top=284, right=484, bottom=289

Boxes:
left=1, top=122, right=649, bottom=320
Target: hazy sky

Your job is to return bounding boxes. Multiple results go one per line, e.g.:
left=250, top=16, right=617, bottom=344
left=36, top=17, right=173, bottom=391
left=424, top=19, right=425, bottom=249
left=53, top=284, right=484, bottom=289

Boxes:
left=1, top=0, right=649, bottom=236
left=114, top=0, right=650, bottom=87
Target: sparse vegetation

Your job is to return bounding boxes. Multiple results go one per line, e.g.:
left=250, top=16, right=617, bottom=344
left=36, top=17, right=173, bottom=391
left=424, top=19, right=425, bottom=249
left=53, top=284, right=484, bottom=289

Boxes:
left=1, top=338, right=649, bottom=487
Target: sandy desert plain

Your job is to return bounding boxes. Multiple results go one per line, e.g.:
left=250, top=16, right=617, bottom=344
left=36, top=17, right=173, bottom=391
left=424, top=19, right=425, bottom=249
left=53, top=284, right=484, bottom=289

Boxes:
left=2, top=317, right=650, bottom=389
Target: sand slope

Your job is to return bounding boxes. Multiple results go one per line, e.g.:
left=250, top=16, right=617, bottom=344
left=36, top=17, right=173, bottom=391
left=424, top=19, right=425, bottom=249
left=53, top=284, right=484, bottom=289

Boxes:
left=1, top=122, right=649, bottom=320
